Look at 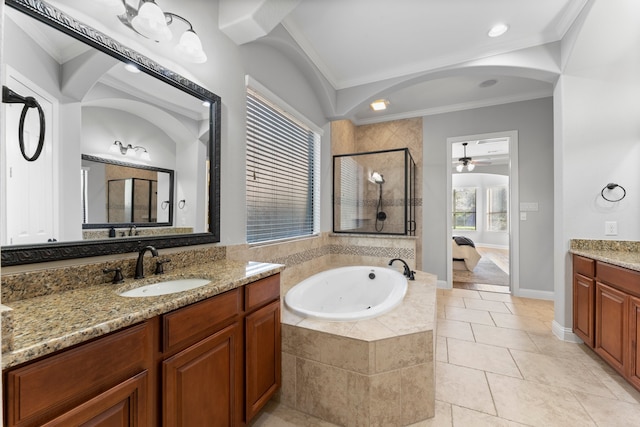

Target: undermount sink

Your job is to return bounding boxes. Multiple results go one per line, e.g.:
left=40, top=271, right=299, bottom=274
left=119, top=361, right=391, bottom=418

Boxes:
left=118, top=278, right=211, bottom=297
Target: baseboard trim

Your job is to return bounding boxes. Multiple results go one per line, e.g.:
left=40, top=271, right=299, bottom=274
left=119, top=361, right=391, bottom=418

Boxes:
left=437, top=279, right=450, bottom=289
left=515, top=288, right=554, bottom=300
left=552, top=320, right=583, bottom=343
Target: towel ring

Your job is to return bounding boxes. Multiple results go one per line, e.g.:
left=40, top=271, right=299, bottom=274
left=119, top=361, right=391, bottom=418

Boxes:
left=178, top=199, right=186, bottom=209
left=601, top=183, right=626, bottom=202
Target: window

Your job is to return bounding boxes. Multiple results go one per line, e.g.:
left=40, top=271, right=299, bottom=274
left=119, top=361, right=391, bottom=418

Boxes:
left=452, top=187, right=476, bottom=230
left=246, top=87, right=320, bottom=244
left=487, top=186, right=508, bottom=231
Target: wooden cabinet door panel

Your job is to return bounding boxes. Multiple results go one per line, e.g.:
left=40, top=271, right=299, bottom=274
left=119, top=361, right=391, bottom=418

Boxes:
left=595, top=282, right=628, bottom=373
left=163, top=322, right=242, bottom=427
left=574, top=273, right=595, bottom=347
left=628, top=297, right=640, bottom=389
left=245, top=300, right=281, bottom=421
left=41, top=371, right=147, bottom=427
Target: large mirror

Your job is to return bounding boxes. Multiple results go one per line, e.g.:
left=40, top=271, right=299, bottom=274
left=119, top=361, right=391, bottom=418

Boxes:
left=1, top=0, right=221, bottom=265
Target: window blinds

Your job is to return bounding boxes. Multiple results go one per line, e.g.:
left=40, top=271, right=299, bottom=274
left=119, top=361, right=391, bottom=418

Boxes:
left=246, top=89, right=319, bottom=244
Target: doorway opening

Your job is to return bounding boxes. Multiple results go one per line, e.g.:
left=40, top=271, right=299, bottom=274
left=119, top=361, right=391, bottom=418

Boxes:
left=446, top=131, right=519, bottom=294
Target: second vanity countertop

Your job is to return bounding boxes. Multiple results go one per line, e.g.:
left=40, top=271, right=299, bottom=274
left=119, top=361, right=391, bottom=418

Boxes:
left=2, top=260, right=284, bottom=370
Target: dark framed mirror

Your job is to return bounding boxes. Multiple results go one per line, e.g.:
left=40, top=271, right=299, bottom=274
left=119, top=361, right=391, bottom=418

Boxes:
left=1, top=0, right=221, bottom=266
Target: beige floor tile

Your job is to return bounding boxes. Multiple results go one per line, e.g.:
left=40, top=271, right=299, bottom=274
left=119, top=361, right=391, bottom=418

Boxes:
left=451, top=405, right=529, bottom=426
left=487, top=372, right=597, bottom=426
left=445, top=306, right=495, bottom=326
left=478, top=291, right=517, bottom=302
left=463, top=298, right=511, bottom=313
left=471, top=323, right=539, bottom=352
left=574, top=391, right=640, bottom=426
left=248, top=401, right=339, bottom=426
left=435, top=361, right=496, bottom=415
left=436, top=318, right=474, bottom=341
left=527, top=332, right=602, bottom=364
left=447, top=288, right=482, bottom=299
left=511, top=349, right=616, bottom=399
left=585, top=361, right=640, bottom=404
left=436, top=335, right=448, bottom=362
left=407, top=400, right=453, bottom=427
left=438, top=295, right=465, bottom=308
left=447, top=338, right=521, bottom=378
left=490, top=312, right=550, bottom=333
left=504, top=302, right=554, bottom=320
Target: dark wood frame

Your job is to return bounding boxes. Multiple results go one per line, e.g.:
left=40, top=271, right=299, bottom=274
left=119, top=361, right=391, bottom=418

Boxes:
left=1, top=0, right=221, bottom=266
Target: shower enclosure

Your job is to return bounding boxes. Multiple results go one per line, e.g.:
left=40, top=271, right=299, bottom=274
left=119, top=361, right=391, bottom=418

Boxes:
left=333, top=148, right=415, bottom=235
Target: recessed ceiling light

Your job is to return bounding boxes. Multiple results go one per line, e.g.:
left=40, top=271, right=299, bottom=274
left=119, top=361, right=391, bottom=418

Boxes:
left=488, top=23, right=509, bottom=38
left=124, top=63, right=140, bottom=73
left=370, top=99, right=389, bottom=111
left=479, top=79, right=498, bottom=88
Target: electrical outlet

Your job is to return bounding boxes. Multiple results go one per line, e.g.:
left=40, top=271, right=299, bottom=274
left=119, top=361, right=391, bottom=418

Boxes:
left=605, top=221, right=618, bottom=236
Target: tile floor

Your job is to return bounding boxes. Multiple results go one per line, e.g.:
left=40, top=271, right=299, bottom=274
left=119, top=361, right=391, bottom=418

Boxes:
left=250, top=288, right=640, bottom=426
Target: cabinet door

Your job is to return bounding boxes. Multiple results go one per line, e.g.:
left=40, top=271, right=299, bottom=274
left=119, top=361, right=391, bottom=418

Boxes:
left=245, top=300, right=281, bottom=421
left=41, top=371, right=147, bottom=427
left=595, top=282, right=628, bottom=374
left=163, top=322, right=242, bottom=427
left=628, top=297, right=640, bottom=389
left=573, top=273, right=595, bottom=347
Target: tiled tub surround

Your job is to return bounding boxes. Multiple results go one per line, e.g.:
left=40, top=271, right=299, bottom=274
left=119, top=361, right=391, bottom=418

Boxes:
left=1, top=259, right=283, bottom=369
left=570, top=239, right=640, bottom=271
left=280, top=270, right=437, bottom=426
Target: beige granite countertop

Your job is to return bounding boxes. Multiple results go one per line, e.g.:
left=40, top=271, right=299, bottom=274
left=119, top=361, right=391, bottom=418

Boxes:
left=2, top=260, right=284, bottom=370
left=569, top=239, right=640, bottom=272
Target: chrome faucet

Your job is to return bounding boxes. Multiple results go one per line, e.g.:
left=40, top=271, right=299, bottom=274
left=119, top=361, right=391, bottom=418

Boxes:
left=135, top=245, right=158, bottom=279
left=388, top=258, right=415, bottom=280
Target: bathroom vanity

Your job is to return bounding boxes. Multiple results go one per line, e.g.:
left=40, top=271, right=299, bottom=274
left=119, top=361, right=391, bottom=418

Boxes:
left=2, top=261, right=282, bottom=426
left=571, top=242, right=640, bottom=392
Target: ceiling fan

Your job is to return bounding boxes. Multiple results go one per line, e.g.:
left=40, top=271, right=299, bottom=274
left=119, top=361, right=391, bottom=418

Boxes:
left=456, top=142, right=491, bottom=172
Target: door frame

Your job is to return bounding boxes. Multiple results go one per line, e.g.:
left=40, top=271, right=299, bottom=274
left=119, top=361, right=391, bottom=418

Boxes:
left=445, top=130, right=520, bottom=295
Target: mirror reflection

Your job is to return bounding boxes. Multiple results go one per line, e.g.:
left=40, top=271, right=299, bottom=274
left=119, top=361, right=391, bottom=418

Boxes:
left=1, top=4, right=211, bottom=247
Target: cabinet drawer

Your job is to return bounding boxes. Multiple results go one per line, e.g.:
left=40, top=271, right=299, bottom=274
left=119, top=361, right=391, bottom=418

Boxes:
left=245, top=274, right=280, bottom=313
left=163, top=288, right=241, bottom=354
left=597, top=262, right=640, bottom=298
left=5, top=322, right=150, bottom=427
left=574, top=255, right=595, bottom=278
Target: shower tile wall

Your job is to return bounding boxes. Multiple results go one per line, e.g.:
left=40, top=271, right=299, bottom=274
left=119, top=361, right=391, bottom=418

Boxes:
left=332, top=118, right=423, bottom=269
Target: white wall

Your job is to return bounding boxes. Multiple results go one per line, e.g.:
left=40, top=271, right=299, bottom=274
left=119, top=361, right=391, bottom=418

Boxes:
left=452, top=173, right=509, bottom=247
left=423, top=97, right=554, bottom=291
left=553, top=0, right=640, bottom=336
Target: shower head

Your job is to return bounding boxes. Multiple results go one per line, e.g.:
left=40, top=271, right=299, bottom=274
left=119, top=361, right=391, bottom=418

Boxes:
left=370, top=171, right=385, bottom=184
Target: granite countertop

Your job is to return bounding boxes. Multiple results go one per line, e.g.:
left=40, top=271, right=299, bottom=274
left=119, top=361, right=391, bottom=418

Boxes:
left=1, top=260, right=284, bottom=370
left=569, top=239, right=640, bottom=272
left=569, top=248, right=640, bottom=272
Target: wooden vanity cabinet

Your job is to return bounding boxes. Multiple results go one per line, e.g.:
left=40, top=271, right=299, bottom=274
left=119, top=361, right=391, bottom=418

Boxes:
left=573, top=255, right=596, bottom=347
left=573, top=255, right=640, bottom=390
left=244, top=274, right=281, bottom=421
left=4, top=322, right=152, bottom=427
left=3, top=273, right=281, bottom=427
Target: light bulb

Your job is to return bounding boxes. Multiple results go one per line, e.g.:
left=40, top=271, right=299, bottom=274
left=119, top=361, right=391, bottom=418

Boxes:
left=176, top=30, right=207, bottom=63
left=467, top=163, right=475, bottom=171
left=131, top=1, right=172, bottom=42
left=456, top=164, right=464, bottom=172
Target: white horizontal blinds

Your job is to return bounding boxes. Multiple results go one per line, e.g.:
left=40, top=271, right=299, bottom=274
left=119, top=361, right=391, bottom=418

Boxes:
left=246, top=88, right=318, bottom=244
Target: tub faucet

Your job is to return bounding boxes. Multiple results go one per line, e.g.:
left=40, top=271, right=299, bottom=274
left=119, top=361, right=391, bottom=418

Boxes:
left=135, top=245, right=158, bottom=279
left=388, top=258, right=415, bottom=280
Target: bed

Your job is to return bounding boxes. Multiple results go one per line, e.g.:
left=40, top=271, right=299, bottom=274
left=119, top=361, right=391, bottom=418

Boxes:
left=452, top=236, right=482, bottom=271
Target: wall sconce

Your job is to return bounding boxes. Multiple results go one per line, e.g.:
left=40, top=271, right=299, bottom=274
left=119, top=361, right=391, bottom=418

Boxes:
left=116, top=0, right=207, bottom=64
left=109, top=140, right=151, bottom=161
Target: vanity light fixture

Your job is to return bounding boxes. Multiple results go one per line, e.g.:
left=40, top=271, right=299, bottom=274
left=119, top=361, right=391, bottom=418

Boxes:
left=488, top=23, right=509, bottom=37
left=370, top=99, right=389, bottom=111
left=118, top=0, right=207, bottom=64
left=109, top=140, right=151, bottom=161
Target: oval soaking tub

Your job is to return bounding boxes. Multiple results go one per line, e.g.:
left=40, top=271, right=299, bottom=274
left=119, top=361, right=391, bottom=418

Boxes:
left=284, top=266, right=408, bottom=321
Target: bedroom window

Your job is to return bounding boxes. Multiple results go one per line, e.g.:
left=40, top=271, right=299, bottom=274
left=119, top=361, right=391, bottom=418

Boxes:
left=246, top=86, right=320, bottom=244
left=487, top=186, right=508, bottom=231
left=452, top=187, right=476, bottom=230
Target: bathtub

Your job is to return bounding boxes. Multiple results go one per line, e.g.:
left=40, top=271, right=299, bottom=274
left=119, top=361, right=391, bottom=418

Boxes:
left=284, top=266, right=408, bottom=321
